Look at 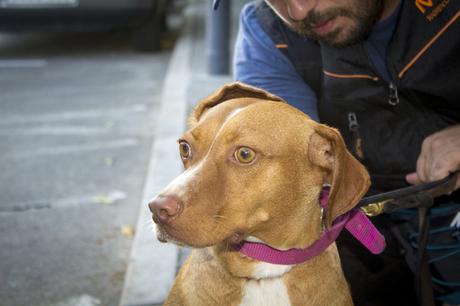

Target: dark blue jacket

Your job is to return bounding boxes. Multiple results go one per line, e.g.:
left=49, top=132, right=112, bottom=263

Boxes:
left=255, top=1, right=460, bottom=191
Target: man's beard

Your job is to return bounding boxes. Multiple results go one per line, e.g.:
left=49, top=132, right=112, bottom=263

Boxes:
left=286, top=0, right=384, bottom=48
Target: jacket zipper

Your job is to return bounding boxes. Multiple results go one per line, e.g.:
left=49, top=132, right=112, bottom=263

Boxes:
left=347, top=112, right=364, bottom=160
left=388, top=82, right=400, bottom=106
left=360, top=44, right=400, bottom=107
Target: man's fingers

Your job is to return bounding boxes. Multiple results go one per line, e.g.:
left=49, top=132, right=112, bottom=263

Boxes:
left=406, top=172, right=422, bottom=185
left=415, top=144, right=428, bottom=183
left=412, top=125, right=460, bottom=192
left=428, top=155, right=454, bottom=182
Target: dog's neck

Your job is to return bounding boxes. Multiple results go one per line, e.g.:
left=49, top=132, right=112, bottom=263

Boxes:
left=210, top=239, right=335, bottom=280
left=234, top=208, right=386, bottom=267
left=209, top=196, right=326, bottom=279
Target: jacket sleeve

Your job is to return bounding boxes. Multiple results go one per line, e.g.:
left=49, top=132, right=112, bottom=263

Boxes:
left=233, top=2, right=319, bottom=121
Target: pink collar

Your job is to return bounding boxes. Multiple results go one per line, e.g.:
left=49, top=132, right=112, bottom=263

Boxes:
left=233, top=188, right=386, bottom=265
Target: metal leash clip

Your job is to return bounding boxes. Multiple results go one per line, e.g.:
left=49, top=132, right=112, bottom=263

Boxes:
left=359, top=171, right=459, bottom=217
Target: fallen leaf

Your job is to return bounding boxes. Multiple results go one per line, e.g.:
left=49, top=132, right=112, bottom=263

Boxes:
left=94, top=195, right=114, bottom=205
left=104, top=120, right=114, bottom=128
left=121, top=225, right=135, bottom=237
left=104, top=157, right=113, bottom=166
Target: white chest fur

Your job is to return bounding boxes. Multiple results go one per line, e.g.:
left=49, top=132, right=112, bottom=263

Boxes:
left=239, top=262, right=292, bottom=306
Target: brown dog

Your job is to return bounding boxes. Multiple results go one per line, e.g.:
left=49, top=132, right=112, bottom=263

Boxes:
left=149, top=82, right=371, bottom=306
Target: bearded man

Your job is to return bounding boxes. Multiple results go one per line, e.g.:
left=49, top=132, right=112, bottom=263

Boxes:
left=232, top=0, right=460, bottom=305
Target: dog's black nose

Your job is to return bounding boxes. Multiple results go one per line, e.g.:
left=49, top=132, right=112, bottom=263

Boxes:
left=149, top=196, right=182, bottom=224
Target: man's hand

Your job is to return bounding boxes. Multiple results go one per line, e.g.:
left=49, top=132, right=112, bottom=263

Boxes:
left=406, top=125, right=460, bottom=192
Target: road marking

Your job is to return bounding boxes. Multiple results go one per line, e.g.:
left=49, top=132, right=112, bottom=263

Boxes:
left=0, top=104, right=146, bottom=125
left=0, top=59, right=47, bottom=68
left=50, top=294, right=101, bottom=306
left=0, top=125, right=108, bottom=136
left=1, top=138, right=140, bottom=159
left=0, top=190, right=127, bottom=212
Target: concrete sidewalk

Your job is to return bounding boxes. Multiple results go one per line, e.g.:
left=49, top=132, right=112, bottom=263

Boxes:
left=119, top=1, right=242, bottom=305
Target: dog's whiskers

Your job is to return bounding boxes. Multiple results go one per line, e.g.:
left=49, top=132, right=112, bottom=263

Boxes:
left=142, top=218, right=155, bottom=230
left=212, top=215, right=233, bottom=231
left=213, top=214, right=229, bottom=219
left=223, top=241, right=232, bottom=252
left=143, top=218, right=152, bottom=226
left=148, top=222, right=157, bottom=233
left=196, top=226, right=212, bottom=241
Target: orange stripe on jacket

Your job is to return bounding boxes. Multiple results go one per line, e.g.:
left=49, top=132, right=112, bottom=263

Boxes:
left=323, top=70, right=379, bottom=81
left=275, top=44, right=288, bottom=49
left=399, top=10, right=460, bottom=79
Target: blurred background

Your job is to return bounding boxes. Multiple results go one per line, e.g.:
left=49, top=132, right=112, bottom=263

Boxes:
left=0, top=0, right=245, bottom=305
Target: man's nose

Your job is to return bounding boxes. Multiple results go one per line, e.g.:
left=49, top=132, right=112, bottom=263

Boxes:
left=284, top=0, right=313, bottom=21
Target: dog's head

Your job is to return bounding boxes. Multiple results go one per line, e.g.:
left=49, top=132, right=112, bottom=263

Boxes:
left=149, top=82, right=370, bottom=250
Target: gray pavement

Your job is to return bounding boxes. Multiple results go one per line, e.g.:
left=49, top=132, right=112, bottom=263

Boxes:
left=0, top=1, right=245, bottom=305
left=0, top=31, right=171, bottom=306
left=120, top=1, right=244, bottom=305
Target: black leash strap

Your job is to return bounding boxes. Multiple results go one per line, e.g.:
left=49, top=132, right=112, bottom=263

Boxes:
left=358, top=172, right=458, bottom=306
left=359, top=171, right=459, bottom=216
left=416, top=199, right=435, bottom=306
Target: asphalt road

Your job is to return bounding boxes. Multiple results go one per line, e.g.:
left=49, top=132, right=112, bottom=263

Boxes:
left=0, top=31, right=171, bottom=306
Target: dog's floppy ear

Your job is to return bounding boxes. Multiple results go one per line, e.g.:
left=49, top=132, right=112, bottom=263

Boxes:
left=189, top=82, right=284, bottom=127
left=308, top=123, right=370, bottom=228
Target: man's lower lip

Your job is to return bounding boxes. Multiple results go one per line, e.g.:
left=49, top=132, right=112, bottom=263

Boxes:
left=312, top=18, right=335, bottom=34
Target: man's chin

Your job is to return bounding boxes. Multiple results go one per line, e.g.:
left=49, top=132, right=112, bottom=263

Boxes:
left=288, top=17, right=373, bottom=48
left=305, top=28, right=368, bottom=48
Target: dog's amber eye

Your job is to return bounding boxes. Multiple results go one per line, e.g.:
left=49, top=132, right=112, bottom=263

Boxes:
left=235, top=147, right=256, bottom=164
left=179, top=141, right=191, bottom=160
